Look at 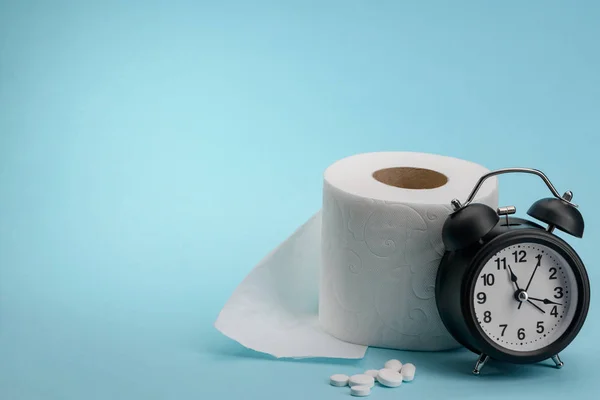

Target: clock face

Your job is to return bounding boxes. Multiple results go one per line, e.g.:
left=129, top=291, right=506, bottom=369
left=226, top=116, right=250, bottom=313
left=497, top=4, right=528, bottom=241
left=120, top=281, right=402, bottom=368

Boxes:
left=473, top=242, right=579, bottom=352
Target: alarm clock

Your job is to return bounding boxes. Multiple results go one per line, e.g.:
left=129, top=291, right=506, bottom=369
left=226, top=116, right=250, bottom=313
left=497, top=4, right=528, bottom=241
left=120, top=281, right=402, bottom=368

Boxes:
left=435, top=168, right=590, bottom=375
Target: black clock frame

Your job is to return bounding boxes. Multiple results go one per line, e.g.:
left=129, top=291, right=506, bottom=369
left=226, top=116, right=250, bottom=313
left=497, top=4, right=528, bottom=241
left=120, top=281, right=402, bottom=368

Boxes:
left=436, top=220, right=590, bottom=365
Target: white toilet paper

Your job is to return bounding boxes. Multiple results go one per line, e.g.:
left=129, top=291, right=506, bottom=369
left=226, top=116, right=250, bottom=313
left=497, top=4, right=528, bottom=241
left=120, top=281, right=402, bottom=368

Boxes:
left=319, top=152, right=498, bottom=351
left=214, top=152, right=498, bottom=359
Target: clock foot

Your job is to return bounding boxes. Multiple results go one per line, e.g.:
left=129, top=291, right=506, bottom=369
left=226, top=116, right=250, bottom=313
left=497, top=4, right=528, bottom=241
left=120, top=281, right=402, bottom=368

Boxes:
left=551, top=354, right=564, bottom=369
left=473, top=354, right=489, bottom=375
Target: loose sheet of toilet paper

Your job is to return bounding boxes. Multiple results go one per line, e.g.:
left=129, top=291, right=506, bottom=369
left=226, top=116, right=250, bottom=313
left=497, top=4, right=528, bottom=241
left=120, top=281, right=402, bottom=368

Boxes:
left=214, top=211, right=367, bottom=358
left=214, top=152, right=498, bottom=359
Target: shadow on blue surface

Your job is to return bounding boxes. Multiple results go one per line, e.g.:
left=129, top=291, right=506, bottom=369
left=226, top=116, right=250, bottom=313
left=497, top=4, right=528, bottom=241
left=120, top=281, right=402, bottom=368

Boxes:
left=391, top=349, right=558, bottom=380
left=206, top=331, right=561, bottom=380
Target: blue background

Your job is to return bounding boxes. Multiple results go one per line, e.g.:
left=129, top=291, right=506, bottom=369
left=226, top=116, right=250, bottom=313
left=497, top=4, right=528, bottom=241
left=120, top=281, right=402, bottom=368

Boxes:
left=1, top=1, right=599, bottom=399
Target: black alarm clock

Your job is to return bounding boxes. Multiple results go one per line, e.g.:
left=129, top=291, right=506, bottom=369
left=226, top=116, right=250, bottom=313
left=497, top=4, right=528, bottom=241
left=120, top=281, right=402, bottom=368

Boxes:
left=435, top=168, right=590, bottom=375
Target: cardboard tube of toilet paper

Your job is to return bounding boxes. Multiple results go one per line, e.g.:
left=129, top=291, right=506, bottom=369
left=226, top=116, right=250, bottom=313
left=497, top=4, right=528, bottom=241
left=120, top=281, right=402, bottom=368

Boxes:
left=319, top=152, right=498, bottom=351
left=214, top=152, right=498, bottom=358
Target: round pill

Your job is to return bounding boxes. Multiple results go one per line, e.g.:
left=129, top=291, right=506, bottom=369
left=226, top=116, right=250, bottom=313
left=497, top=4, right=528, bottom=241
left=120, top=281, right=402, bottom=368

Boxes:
left=364, top=369, right=379, bottom=378
left=330, top=374, right=349, bottom=387
left=401, top=363, right=416, bottom=381
left=377, top=368, right=403, bottom=387
left=384, top=359, right=403, bottom=372
left=349, top=374, right=375, bottom=388
left=350, top=385, right=371, bottom=397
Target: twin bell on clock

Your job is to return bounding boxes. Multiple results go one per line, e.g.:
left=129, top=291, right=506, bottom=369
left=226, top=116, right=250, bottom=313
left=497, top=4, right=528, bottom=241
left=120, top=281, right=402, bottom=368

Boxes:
left=435, top=168, right=590, bottom=375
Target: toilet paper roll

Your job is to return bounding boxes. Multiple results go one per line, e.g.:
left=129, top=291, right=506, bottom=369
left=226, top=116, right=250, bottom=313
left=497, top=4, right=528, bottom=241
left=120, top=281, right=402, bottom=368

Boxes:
left=214, top=152, right=498, bottom=359
left=319, top=152, right=498, bottom=351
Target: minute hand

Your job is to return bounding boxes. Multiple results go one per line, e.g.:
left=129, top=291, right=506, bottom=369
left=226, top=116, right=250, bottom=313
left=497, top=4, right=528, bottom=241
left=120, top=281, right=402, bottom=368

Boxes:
left=529, top=297, right=563, bottom=306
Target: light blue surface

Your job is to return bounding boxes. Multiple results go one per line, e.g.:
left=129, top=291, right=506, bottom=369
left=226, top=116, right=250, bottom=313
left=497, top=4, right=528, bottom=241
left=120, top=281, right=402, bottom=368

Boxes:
left=1, top=1, right=599, bottom=399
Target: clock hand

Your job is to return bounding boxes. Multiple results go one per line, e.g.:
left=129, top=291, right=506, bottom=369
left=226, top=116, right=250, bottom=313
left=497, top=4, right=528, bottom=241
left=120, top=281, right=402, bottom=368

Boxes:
left=506, top=264, right=521, bottom=290
left=528, top=297, right=563, bottom=306
left=527, top=299, right=546, bottom=314
left=506, top=264, right=527, bottom=309
left=524, top=261, right=540, bottom=292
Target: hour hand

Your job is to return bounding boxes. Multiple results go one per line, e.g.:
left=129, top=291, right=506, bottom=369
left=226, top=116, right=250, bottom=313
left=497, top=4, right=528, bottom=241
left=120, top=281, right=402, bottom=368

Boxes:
left=529, top=297, right=563, bottom=306
left=506, top=264, right=526, bottom=309
left=506, top=264, right=521, bottom=290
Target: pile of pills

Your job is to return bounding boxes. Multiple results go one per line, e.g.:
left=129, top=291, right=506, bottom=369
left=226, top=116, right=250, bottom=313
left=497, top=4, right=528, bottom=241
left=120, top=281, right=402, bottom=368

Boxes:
left=329, top=359, right=416, bottom=397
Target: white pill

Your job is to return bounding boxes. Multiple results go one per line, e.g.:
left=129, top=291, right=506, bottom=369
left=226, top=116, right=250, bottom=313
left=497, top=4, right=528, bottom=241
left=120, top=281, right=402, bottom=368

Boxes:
left=384, top=359, right=403, bottom=372
left=377, top=368, right=403, bottom=387
left=330, top=374, right=349, bottom=387
left=364, top=369, right=379, bottom=378
left=400, top=363, right=416, bottom=381
left=349, top=374, right=375, bottom=388
left=350, top=385, right=371, bottom=397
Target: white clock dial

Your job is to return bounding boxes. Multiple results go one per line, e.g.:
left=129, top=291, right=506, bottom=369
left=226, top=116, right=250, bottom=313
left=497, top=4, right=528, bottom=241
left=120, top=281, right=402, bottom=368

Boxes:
left=473, top=242, right=578, bottom=352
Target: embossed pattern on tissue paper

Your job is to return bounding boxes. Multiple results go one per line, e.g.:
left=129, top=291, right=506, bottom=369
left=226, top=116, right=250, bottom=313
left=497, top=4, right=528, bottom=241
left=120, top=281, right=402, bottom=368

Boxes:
left=319, top=180, right=462, bottom=351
